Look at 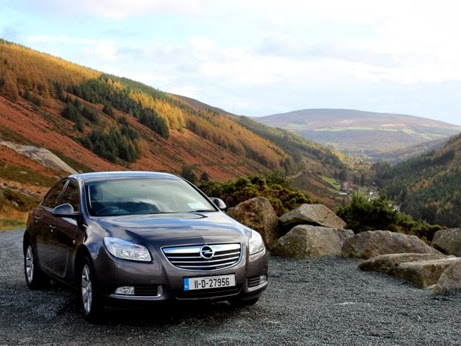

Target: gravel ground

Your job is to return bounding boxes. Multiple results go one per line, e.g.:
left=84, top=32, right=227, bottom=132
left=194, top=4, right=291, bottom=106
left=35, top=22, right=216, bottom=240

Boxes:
left=1, top=229, right=461, bottom=345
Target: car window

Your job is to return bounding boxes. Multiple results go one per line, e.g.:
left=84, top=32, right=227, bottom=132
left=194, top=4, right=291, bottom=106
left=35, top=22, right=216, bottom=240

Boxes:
left=41, top=180, right=66, bottom=209
left=86, top=178, right=217, bottom=216
left=61, top=180, right=80, bottom=212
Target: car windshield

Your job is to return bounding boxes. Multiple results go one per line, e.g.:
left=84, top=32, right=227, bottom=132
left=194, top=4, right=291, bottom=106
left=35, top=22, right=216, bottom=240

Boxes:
left=85, top=178, right=217, bottom=216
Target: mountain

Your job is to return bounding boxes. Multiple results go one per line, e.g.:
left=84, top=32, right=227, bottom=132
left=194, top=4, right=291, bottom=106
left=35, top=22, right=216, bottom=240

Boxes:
left=375, top=133, right=461, bottom=227
left=0, top=39, right=347, bottom=227
left=257, top=109, right=461, bottom=162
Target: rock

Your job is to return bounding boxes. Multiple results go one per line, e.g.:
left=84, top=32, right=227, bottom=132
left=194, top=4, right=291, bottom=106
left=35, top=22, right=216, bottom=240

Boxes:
left=279, top=204, right=346, bottom=233
left=342, top=230, right=441, bottom=260
left=359, top=253, right=449, bottom=274
left=434, top=261, right=461, bottom=294
left=271, top=225, right=354, bottom=259
left=392, top=257, right=461, bottom=288
left=432, top=228, right=461, bottom=256
left=0, top=141, right=77, bottom=173
left=227, top=197, right=279, bottom=249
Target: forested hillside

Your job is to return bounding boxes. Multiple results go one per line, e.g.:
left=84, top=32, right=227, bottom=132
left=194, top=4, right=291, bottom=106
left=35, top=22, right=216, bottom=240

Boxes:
left=0, top=38, right=347, bottom=227
left=375, top=133, right=461, bottom=227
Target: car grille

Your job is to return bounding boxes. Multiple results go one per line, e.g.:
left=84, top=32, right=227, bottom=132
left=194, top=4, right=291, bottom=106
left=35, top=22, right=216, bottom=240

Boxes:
left=163, top=243, right=241, bottom=271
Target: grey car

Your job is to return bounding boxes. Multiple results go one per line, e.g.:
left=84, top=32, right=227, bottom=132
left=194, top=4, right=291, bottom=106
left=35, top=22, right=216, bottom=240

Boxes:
left=23, top=171, right=268, bottom=320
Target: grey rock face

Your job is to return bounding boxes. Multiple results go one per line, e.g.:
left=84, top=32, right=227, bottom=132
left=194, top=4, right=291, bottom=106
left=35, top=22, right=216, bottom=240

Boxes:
left=271, top=225, right=354, bottom=259
left=359, top=253, right=449, bottom=274
left=0, top=141, right=77, bottom=173
left=227, top=197, right=279, bottom=249
left=432, top=228, right=461, bottom=256
left=279, top=204, right=346, bottom=232
left=392, top=258, right=461, bottom=288
left=434, top=260, right=461, bottom=294
left=342, top=230, right=441, bottom=260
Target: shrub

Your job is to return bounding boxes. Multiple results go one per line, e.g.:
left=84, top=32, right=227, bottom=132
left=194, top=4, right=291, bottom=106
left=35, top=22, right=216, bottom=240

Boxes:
left=199, top=173, right=311, bottom=216
left=181, top=165, right=197, bottom=184
left=336, top=193, right=441, bottom=239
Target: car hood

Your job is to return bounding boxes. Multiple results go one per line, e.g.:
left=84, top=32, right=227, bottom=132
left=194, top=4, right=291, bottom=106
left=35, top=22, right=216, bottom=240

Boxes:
left=94, top=212, right=249, bottom=247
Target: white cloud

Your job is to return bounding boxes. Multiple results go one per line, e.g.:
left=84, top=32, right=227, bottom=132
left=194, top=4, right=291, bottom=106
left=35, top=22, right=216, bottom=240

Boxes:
left=11, top=0, right=204, bottom=18
left=76, top=0, right=204, bottom=18
left=7, top=0, right=461, bottom=124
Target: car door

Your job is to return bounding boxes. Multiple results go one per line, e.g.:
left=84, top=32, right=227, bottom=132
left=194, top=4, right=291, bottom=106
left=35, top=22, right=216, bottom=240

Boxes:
left=47, top=179, right=82, bottom=279
left=35, top=180, right=67, bottom=275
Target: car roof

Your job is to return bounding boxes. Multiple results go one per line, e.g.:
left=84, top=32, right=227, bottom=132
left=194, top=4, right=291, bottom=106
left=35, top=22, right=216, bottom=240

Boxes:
left=69, top=171, right=180, bottom=183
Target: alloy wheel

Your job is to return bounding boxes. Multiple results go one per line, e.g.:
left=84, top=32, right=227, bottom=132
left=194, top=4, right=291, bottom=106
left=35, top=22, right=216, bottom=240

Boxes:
left=25, top=245, right=34, bottom=284
left=81, top=264, right=93, bottom=315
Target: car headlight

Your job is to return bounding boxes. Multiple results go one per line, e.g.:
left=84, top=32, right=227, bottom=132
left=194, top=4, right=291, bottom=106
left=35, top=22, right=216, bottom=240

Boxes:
left=249, top=230, right=265, bottom=255
left=104, top=237, right=152, bottom=262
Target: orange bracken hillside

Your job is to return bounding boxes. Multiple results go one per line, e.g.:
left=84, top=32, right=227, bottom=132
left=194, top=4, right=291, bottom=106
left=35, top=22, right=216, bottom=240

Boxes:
left=0, top=39, right=294, bottom=178
left=0, top=38, right=347, bottom=227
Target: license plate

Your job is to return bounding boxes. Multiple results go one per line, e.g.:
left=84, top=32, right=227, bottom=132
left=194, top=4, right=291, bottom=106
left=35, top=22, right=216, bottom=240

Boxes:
left=184, top=274, right=235, bottom=291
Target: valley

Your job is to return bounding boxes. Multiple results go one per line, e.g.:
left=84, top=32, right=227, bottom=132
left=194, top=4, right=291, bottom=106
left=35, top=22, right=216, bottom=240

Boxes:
left=0, top=38, right=460, bottom=230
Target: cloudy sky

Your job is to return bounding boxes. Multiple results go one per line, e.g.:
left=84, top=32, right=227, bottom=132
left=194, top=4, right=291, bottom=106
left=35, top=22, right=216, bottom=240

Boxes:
left=2, top=0, right=461, bottom=125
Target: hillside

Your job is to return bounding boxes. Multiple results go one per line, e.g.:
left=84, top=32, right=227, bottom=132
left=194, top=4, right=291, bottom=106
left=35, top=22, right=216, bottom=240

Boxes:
left=174, top=96, right=349, bottom=206
left=375, top=133, right=461, bottom=227
left=257, top=109, right=461, bottom=162
left=0, top=39, right=347, bottom=227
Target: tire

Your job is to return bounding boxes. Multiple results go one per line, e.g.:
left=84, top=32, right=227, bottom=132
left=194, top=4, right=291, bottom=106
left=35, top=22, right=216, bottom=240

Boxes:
left=24, top=242, right=49, bottom=289
left=229, top=297, right=259, bottom=308
left=80, top=256, right=104, bottom=321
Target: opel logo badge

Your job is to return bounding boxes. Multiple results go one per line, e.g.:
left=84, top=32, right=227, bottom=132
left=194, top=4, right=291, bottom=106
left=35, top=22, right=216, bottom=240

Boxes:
left=200, top=245, right=215, bottom=259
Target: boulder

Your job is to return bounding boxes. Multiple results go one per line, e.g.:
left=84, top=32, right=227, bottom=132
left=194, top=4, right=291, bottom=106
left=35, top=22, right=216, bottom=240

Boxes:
left=279, top=204, right=346, bottom=233
left=432, top=228, right=461, bottom=256
left=342, top=230, right=441, bottom=260
left=0, top=141, right=77, bottom=173
left=434, top=261, right=461, bottom=294
left=359, top=253, right=449, bottom=274
left=271, top=225, right=354, bottom=259
left=392, top=257, right=461, bottom=288
left=227, top=197, right=279, bottom=249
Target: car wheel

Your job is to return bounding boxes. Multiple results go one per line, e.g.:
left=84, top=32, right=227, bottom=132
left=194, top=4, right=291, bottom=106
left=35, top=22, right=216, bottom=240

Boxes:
left=80, top=257, right=104, bottom=321
left=24, top=242, right=49, bottom=289
left=229, top=297, right=259, bottom=307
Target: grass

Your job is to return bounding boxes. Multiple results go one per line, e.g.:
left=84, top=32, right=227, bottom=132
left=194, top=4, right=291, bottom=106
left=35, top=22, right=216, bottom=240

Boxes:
left=0, top=217, right=26, bottom=231
left=322, top=176, right=341, bottom=190
left=0, top=206, right=28, bottom=231
left=0, top=127, right=31, bottom=145
left=49, top=150, right=94, bottom=173
left=0, top=161, right=56, bottom=186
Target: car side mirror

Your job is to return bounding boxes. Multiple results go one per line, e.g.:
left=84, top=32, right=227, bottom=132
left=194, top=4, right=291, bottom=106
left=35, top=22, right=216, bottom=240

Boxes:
left=52, top=203, right=80, bottom=218
left=210, top=197, right=227, bottom=211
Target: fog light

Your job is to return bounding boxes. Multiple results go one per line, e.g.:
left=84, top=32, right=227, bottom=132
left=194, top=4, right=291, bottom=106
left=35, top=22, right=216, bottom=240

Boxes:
left=115, top=286, right=135, bottom=295
left=259, top=275, right=267, bottom=284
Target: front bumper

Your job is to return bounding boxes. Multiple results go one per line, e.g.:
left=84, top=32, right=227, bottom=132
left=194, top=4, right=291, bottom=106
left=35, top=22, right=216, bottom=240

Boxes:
left=92, top=245, right=268, bottom=303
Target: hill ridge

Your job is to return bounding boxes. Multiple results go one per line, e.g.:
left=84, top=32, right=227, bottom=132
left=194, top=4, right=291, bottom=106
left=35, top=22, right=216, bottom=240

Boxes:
left=257, top=108, right=461, bottom=162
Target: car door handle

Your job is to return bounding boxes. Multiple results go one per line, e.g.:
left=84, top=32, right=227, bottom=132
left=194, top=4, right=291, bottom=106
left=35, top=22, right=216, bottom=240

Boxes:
left=49, top=225, right=56, bottom=232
